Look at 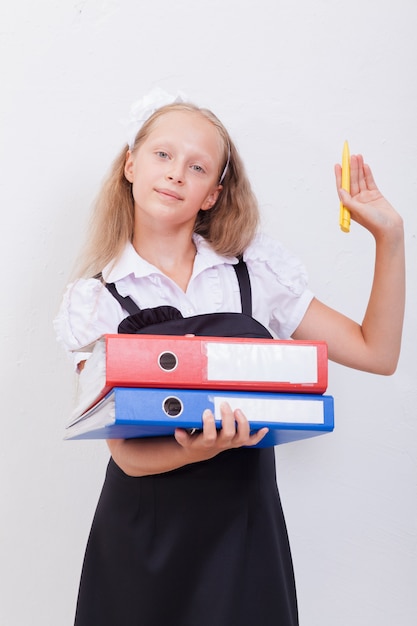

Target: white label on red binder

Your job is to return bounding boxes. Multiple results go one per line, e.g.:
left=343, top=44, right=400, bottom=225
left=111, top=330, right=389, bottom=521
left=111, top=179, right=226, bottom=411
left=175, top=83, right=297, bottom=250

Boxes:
left=206, top=343, right=318, bottom=383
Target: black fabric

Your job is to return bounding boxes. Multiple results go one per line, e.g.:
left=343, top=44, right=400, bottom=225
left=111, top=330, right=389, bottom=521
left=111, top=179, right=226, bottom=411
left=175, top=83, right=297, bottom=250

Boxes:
left=105, top=281, right=143, bottom=316
left=117, top=305, right=184, bottom=334
left=74, top=262, right=298, bottom=626
left=119, top=309, right=273, bottom=339
left=233, top=255, right=252, bottom=317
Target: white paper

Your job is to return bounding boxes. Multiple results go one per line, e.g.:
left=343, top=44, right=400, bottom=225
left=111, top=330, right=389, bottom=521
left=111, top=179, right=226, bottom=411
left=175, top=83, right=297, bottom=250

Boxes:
left=206, top=343, right=318, bottom=383
left=213, top=396, right=324, bottom=424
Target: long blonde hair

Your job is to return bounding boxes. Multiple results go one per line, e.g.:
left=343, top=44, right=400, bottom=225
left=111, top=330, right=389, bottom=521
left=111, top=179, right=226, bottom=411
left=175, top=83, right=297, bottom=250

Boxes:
left=74, top=102, right=260, bottom=278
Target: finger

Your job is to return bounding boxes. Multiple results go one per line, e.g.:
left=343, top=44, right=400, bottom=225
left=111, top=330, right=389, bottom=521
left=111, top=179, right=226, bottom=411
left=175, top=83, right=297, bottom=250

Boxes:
left=201, top=409, right=218, bottom=445
left=356, top=155, right=369, bottom=193
left=233, top=408, right=251, bottom=441
left=247, top=427, right=269, bottom=446
left=335, top=164, right=350, bottom=203
left=218, top=402, right=238, bottom=440
left=363, top=162, right=379, bottom=191
left=334, top=163, right=342, bottom=191
left=349, top=155, right=361, bottom=196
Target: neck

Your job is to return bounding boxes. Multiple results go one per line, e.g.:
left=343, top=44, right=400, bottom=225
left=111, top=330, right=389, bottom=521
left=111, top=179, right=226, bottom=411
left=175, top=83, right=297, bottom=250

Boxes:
left=132, top=228, right=197, bottom=292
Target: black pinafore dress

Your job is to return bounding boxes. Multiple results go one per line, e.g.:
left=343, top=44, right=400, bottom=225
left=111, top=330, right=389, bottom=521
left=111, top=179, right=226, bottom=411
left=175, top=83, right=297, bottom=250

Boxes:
left=74, top=260, right=299, bottom=626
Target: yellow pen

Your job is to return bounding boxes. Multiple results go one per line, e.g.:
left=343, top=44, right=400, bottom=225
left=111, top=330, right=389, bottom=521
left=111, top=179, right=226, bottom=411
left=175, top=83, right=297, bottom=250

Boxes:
left=339, top=140, right=351, bottom=233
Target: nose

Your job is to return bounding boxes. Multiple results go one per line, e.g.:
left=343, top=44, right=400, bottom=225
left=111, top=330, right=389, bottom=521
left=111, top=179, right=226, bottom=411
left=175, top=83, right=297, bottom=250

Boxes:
left=166, top=161, right=185, bottom=184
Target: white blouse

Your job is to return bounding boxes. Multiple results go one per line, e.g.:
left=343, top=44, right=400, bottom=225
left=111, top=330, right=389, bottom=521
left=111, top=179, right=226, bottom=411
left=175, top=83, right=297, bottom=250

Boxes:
left=54, top=233, right=314, bottom=368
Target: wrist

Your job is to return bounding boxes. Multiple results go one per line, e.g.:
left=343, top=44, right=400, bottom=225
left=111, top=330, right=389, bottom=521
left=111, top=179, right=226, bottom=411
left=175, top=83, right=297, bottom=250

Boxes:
left=373, top=213, right=404, bottom=247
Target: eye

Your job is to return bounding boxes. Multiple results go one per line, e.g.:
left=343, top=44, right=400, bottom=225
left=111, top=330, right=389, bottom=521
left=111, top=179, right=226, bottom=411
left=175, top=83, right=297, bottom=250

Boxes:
left=156, top=150, right=170, bottom=159
left=191, top=164, right=205, bottom=174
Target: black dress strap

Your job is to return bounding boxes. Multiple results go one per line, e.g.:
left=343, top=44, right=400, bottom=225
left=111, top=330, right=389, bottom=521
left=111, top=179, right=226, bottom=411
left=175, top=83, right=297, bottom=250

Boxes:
left=105, top=282, right=142, bottom=316
left=234, top=256, right=252, bottom=317
left=104, top=257, right=252, bottom=316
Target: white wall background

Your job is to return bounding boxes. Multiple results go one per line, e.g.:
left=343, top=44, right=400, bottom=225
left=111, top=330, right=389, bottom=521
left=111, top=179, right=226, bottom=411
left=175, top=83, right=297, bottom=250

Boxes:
left=1, top=1, right=416, bottom=624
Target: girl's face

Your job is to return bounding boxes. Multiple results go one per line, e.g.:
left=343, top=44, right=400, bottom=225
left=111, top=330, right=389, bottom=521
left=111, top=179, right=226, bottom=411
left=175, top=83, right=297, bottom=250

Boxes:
left=124, top=110, right=224, bottom=233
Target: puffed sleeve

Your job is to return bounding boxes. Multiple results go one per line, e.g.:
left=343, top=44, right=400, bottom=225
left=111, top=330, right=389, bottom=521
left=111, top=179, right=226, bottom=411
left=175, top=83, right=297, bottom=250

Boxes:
left=244, top=233, right=314, bottom=338
left=53, top=278, right=123, bottom=368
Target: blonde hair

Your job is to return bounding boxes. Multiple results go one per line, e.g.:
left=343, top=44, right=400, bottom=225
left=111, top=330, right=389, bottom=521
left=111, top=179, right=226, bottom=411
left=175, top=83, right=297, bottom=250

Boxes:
left=74, top=102, right=260, bottom=278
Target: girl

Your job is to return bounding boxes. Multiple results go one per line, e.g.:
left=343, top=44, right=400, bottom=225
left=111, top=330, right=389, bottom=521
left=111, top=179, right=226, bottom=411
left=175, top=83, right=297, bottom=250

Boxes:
left=54, top=90, right=405, bottom=626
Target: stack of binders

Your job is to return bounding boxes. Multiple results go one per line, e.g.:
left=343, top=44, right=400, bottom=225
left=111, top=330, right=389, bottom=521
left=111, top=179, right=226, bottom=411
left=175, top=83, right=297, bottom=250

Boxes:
left=65, top=334, right=334, bottom=447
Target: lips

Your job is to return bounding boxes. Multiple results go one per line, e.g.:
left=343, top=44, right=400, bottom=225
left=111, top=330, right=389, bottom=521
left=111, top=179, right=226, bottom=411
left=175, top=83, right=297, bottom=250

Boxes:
left=155, top=187, right=183, bottom=201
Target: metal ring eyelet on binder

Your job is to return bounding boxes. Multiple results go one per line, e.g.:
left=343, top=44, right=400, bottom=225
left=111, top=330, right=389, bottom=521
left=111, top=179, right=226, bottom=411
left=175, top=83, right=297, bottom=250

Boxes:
left=162, top=396, right=183, bottom=417
left=158, top=351, right=178, bottom=371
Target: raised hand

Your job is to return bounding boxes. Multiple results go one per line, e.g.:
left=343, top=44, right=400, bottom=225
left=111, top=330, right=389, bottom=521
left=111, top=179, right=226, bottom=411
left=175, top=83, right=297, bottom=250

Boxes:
left=335, top=154, right=403, bottom=239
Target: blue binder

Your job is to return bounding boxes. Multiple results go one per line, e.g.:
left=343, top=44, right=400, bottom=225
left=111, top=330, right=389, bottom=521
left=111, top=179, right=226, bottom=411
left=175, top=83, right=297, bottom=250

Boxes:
left=66, top=387, right=334, bottom=447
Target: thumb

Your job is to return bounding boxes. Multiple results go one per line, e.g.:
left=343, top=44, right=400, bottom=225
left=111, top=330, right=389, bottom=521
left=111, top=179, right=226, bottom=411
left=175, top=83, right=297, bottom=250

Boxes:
left=174, top=427, right=190, bottom=447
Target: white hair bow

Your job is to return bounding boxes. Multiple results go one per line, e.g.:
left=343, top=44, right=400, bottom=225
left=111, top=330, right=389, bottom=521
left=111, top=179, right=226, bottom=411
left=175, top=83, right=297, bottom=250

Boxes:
left=124, top=87, right=187, bottom=149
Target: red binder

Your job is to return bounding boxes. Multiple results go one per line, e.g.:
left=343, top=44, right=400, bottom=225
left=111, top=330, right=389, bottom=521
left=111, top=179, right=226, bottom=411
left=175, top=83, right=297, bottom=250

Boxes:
left=75, top=334, right=328, bottom=418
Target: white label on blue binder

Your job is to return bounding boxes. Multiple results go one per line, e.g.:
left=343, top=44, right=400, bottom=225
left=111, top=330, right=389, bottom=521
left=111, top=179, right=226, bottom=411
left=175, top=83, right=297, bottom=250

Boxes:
left=206, top=343, right=318, bottom=383
left=213, top=396, right=324, bottom=424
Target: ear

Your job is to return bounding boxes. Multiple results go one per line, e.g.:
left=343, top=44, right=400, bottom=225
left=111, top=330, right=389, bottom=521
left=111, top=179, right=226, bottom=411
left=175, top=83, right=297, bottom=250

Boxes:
left=201, top=185, right=223, bottom=212
left=124, top=150, right=134, bottom=183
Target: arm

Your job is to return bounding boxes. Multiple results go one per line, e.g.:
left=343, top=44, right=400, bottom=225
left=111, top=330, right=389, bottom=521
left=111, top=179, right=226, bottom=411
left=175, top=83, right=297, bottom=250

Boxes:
left=107, top=404, right=268, bottom=477
left=293, top=155, right=405, bottom=374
